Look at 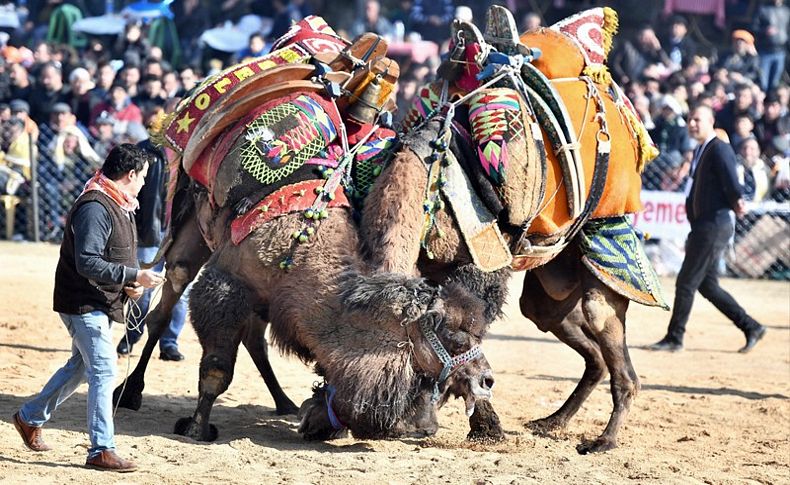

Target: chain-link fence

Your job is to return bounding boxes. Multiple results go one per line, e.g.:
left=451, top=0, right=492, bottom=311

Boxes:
left=1, top=120, right=788, bottom=280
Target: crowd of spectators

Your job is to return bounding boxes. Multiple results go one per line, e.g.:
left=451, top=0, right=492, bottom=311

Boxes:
left=0, top=0, right=787, bottom=245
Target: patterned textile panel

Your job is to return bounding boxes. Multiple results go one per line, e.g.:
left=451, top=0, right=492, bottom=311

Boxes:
left=580, top=217, right=668, bottom=308
left=210, top=93, right=339, bottom=209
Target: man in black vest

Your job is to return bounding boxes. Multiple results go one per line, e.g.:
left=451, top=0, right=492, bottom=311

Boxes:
left=649, top=106, right=767, bottom=353
left=12, top=144, right=164, bottom=472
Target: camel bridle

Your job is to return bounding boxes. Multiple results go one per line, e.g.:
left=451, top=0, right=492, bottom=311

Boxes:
left=418, top=315, right=484, bottom=404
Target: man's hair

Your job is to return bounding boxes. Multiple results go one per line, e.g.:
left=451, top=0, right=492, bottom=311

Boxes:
left=102, top=143, right=150, bottom=180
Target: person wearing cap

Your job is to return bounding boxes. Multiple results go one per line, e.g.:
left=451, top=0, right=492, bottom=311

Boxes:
left=717, top=29, right=762, bottom=86
left=752, top=0, right=789, bottom=91
left=650, top=105, right=767, bottom=353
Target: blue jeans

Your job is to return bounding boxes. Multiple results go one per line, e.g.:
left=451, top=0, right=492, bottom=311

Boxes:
left=759, top=51, right=786, bottom=91
left=19, top=311, right=117, bottom=458
left=124, top=246, right=189, bottom=351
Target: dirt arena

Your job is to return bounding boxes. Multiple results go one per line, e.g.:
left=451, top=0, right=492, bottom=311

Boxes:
left=0, top=241, right=788, bottom=484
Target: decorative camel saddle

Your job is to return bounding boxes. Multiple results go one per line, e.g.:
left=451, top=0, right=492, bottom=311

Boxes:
left=402, top=6, right=666, bottom=308
left=156, top=16, right=399, bottom=245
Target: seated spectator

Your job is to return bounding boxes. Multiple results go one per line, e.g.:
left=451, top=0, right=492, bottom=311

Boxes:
left=717, top=30, right=762, bottom=87
left=92, top=112, right=117, bottom=160
left=663, top=15, right=697, bottom=72
left=177, top=66, right=200, bottom=96
left=1, top=116, right=35, bottom=180
left=756, top=90, right=790, bottom=158
left=716, top=83, right=760, bottom=137
left=737, top=136, right=773, bottom=202
left=731, top=113, right=756, bottom=152
left=89, top=83, right=143, bottom=138
left=66, top=67, right=95, bottom=127
left=236, top=33, right=271, bottom=63
left=133, top=74, right=167, bottom=113
left=28, top=60, right=69, bottom=124
left=611, top=25, right=672, bottom=84
left=645, top=95, right=691, bottom=190
left=9, top=99, right=39, bottom=144
left=162, top=71, right=180, bottom=99
left=8, top=61, right=33, bottom=100
left=351, top=0, right=394, bottom=39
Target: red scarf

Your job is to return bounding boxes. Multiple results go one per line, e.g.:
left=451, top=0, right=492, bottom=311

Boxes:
left=81, top=171, right=139, bottom=212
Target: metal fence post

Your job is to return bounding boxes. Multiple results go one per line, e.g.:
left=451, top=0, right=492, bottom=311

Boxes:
left=29, top=132, right=39, bottom=243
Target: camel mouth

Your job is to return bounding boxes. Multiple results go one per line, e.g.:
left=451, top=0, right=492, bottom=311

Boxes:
left=464, top=375, right=494, bottom=417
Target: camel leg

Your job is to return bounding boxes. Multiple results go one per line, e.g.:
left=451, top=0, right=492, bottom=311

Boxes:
left=174, top=266, right=249, bottom=441
left=528, top=307, right=608, bottom=433
left=114, top=212, right=211, bottom=410
left=241, top=316, right=299, bottom=415
left=575, top=278, right=634, bottom=454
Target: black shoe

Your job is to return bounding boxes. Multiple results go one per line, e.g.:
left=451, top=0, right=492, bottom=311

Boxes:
left=738, top=325, right=766, bottom=353
left=648, top=337, right=683, bottom=352
left=117, top=340, right=133, bottom=356
left=160, top=347, right=184, bottom=361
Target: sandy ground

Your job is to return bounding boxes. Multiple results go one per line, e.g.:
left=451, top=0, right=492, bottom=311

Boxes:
left=0, top=241, right=788, bottom=484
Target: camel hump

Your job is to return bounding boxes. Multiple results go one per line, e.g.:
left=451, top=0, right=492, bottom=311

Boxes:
left=520, top=7, right=619, bottom=82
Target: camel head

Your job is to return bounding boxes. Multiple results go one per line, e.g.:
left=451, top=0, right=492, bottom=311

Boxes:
left=298, top=271, right=493, bottom=440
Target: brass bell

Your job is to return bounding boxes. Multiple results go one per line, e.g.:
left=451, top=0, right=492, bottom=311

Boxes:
left=348, top=74, right=383, bottom=124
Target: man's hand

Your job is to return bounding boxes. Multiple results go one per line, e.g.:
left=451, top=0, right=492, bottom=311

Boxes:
left=124, top=283, right=144, bottom=299
left=136, top=269, right=165, bottom=288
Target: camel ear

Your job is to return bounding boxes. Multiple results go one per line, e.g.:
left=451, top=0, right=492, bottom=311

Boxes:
left=340, top=271, right=441, bottom=322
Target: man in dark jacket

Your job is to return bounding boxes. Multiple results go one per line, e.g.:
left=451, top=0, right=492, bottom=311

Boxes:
left=12, top=144, right=163, bottom=472
left=650, top=106, right=767, bottom=353
left=117, top=139, right=188, bottom=361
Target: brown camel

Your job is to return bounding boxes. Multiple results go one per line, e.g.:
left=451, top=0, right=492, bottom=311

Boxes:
left=361, top=7, right=664, bottom=454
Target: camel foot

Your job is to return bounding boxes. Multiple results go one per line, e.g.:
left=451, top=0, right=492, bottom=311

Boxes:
left=467, top=401, right=504, bottom=442
left=527, top=415, right=567, bottom=435
left=112, top=384, right=142, bottom=411
left=174, top=417, right=219, bottom=442
left=275, top=400, right=299, bottom=416
left=297, top=396, right=347, bottom=441
left=576, top=436, right=617, bottom=454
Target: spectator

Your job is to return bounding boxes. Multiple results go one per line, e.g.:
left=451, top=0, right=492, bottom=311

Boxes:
left=236, top=33, right=270, bottom=63
left=752, top=0, right=789, bottom=91
left=9, top=98, right=38, bottom=143
left=66, top=67, right=95, bottom=127
left=409, top=0, right=454, bottom=44
left=521, top=12, right=542, bottom=31
left=162, top=71, right=180, bottom=99
left=716, top=83, right=760, bottom=138
left=717, top=30, right=762, bottom=86
left=737, top=136, right=773, bottom=201
left=28, top=61, right=69, bottom=124
left=646, top=94, right=692, bottom=190
left=756, top=90, right=790, bottom=157
left=177, top=66, right=200, bottom=96
left=132, top=74, right=167, bottom=113
left=116, top=64, right=141, bottom=98
left=112, top=22, right=150, bottom=68
left=731, top=113, right=757, bottom=152
left=663, top=15, right=697, bottom=71
left=611, top=25, right=672, bottom=84
left=270, top=0, right=310, bottom=40
left=92, top=112, right=117, bottom=160
left=87, top=61, right=116, bottom=114
left=8, top=61, right=32, bottom=100
left=89, top=83, right=143, bottom=138
left=351, top=0, right=394, bottom=39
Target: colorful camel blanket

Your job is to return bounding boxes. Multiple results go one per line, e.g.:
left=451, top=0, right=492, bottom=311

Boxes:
left=580, top=217, right=668, bottom=309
